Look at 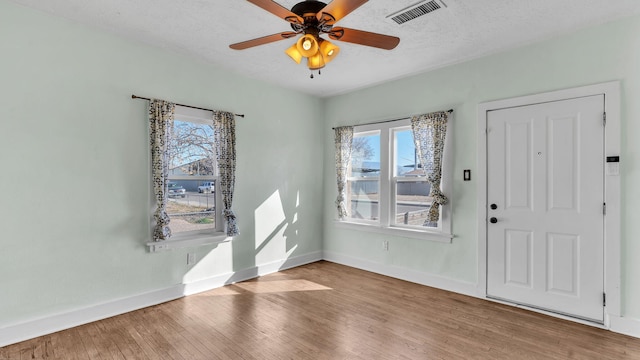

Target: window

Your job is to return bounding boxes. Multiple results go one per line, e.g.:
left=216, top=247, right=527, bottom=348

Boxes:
left=148, top=105, right=227, bottom=252
left=349, top=131, right=380, bottom=222
left=392, top=128, right=434, bottom=227
left=165, top=106, right=223, bottom=237
left=342, top=118, right=452, bottom=241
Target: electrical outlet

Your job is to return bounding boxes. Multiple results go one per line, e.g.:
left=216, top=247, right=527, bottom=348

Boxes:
left=187, top=253, right=196, bottom=265
left=382, top=240, right=389, bottom=251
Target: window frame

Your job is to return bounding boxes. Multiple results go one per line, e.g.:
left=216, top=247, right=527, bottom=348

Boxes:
left=147, top=105, right=229, bottom=252
left=336, top=118, right=453, bottom=243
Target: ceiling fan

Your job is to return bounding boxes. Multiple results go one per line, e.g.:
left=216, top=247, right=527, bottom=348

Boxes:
left=230, top=0, right=400, bottom=77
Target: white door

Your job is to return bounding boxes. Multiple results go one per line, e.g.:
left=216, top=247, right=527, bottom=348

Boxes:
left=486, top=95, right=605, bottom=323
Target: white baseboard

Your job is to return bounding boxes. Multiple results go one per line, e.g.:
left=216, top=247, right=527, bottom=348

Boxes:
left=321, top=251, right=477, bottom=297
left=0, top=286, right=186, bottom=349
left=610, top=315, right=640, bottom=338
left=182, top=251, right=323, bottom=296
left=4, top=249, right=636, bottom=348
left=0, top=251, right=322, bottom=347
left=321, top=251, right=640, bottom=339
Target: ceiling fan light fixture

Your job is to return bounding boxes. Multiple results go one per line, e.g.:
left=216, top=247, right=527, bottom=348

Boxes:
left=307, top=52, right=325, bottom=70
left=319, top=39, right=340, bottom=63
left=285, top=43, right=303, bottom=64
left=296, top=34, right=319, bottom=57
left=230, top=0, right=401, bottom=78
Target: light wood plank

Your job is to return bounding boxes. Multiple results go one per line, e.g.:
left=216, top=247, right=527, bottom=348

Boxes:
left=2, top=261, right=640, bottom=359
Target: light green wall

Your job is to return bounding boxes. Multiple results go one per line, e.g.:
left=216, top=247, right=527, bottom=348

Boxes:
left=2, top=0, right=640, bottom=330
left=323, top=15, right=640, bottom=319
left=0, top=1, right=323, bottom=326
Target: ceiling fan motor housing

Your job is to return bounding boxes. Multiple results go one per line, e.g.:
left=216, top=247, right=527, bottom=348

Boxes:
left=291, top=0, right=327, bottom=17
left=290, top=0, right=332, bottom=34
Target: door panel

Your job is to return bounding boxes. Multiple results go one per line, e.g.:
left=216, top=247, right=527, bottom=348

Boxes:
left=487, top=95, right=604, bottom=322
left=546, top=233, right=578, bottom=296
left=548, top=116, right=577, bottom=210
left=505, top=121, right=532, bottom=209
left=505, top=230, right=532, bottom=287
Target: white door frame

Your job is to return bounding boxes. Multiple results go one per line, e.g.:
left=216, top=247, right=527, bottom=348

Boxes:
left=476, top=81, right=621, bottom=326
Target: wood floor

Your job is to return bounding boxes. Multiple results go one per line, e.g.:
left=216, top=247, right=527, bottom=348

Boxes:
left=2, top=261, right=640, bottom=359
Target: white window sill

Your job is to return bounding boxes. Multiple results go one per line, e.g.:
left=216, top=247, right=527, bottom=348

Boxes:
left=334, top=220, right=453, bottom=243
left=147, top=231, right=232, bottom=252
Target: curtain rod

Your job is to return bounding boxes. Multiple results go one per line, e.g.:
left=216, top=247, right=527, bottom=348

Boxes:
left=331, top=109, right=452, bottom=130
left=131, top=95, right=245, bottom=118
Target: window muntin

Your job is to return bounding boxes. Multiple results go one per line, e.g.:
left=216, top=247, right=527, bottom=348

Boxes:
left=342, top=119, right=450, bottom=237
left=166, top=106, right=221, bottom=236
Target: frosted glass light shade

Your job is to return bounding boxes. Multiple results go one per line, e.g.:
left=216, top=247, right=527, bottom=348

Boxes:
left=285, top=44, right=302, bottom=64
left=319, top=39, right=340, bottom=63
left=296, top=34, right=319, bottom=57
left=307, top=52, right=325, bottom=70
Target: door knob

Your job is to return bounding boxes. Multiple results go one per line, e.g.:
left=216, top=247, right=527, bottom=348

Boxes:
left=490, top=204, right=498, bottom=210
left=490, top=217, right=498, bottom=224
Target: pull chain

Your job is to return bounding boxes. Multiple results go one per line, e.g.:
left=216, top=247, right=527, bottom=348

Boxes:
left=310, top=70, right=322, bottom=79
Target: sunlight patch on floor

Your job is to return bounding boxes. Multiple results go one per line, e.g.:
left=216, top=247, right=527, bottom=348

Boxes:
left=196, top=286, right=243, bottom=296
left=233, top=279, right=332, bottom=293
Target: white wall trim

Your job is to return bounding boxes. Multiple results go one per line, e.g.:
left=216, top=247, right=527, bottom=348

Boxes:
left=322, top=251, right=640, bottom=338
left=4, top=246, right=636, bottom=347
left=0, top=286, right=185, bottom=349
left=476, top=81, right=622, bottom=315
left=610, top=315, right=640, bottom=338
left=322, top=251, right=477, bottom=297
left=182, top=251, right=323, bottom=296
left=0, top=251, right=322, bottom=347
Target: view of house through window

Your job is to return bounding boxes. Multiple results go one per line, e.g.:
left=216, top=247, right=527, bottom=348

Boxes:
left=166, top=107, right=218, bottom=235
left=346, top=121, right=442, bottom=230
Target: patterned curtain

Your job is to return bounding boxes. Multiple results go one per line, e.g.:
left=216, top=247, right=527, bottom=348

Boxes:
left=411, top=111, right=449, bottom=223
left=149, top=99, right=175, bottom=241
left=334, top=126, right=354, bottom=220
left=213, top=111, right=239, bottom=236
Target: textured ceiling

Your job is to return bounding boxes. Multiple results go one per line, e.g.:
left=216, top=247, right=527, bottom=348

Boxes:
left=8, top=0, right=640, bottom=97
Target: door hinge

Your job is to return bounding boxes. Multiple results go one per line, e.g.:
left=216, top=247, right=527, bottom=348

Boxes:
left=603, top=202, right=607, bottom=215
left=603, top=112, right=607, bottom=126
left=603, top=292, right=606, bottom=307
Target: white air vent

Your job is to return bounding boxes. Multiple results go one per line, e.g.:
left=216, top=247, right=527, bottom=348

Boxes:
left=387, top=0, right=445, bottom=25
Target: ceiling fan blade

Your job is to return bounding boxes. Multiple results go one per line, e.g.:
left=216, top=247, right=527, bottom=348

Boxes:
left=317, top=0, right=368, bottom=24
left=230, top=32, right=298, bottom=50
left=328, top=27, right=399, bottom=50
left=247, top=0, right=304, bottom=24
